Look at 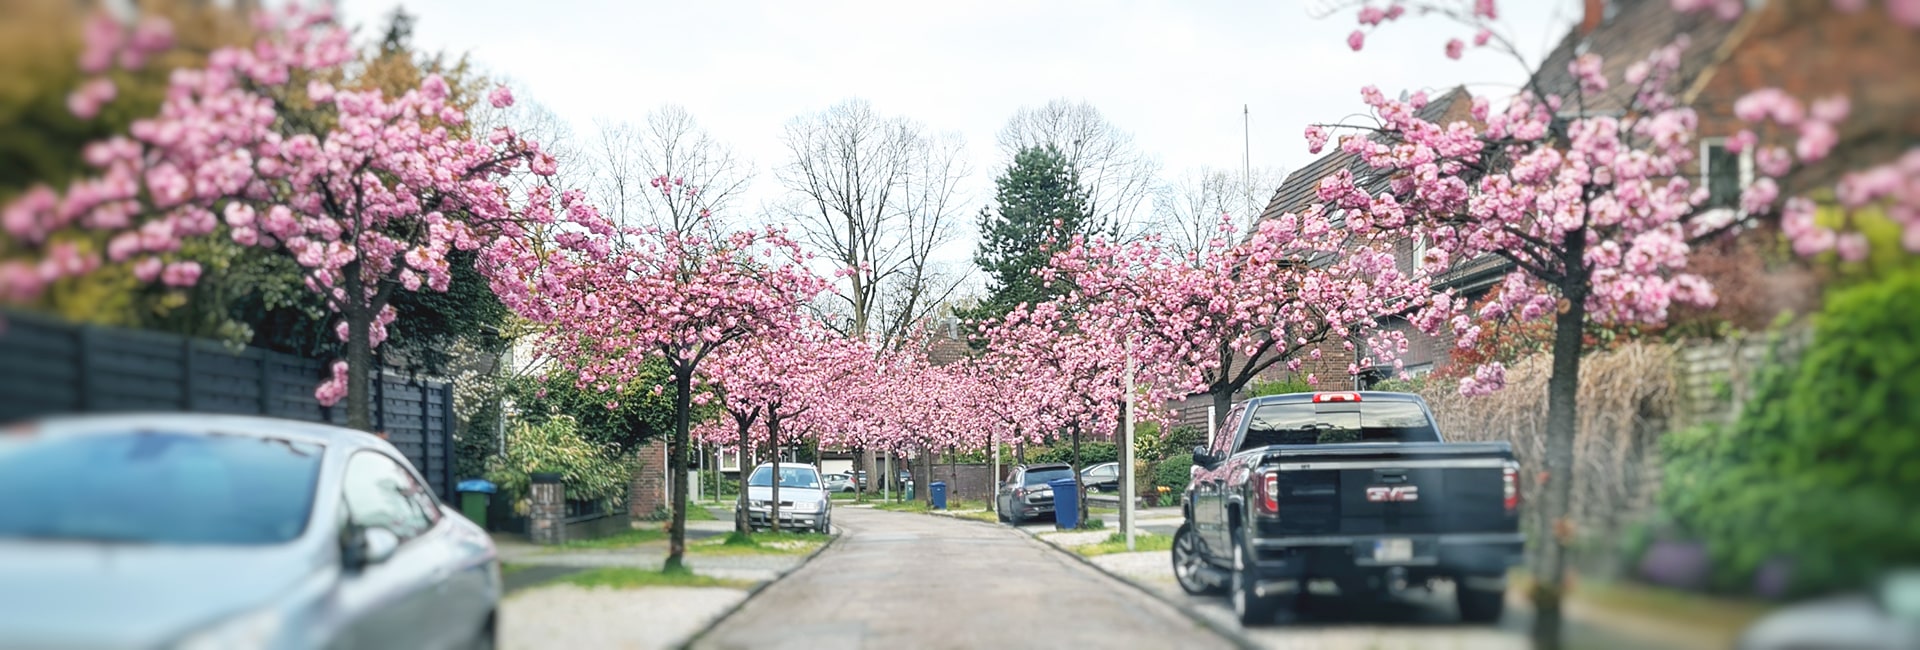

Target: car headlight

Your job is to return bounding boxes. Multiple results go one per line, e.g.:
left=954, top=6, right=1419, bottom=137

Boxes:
left=174, top=608, right=282, bottom=650
left=812, top=500, right=829, bottom=513
left=749, top=499, right=769, bottom=509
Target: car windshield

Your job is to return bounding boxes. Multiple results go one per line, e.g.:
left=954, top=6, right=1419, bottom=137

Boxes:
left=1240, top=400, right=1440, bottom=450
left=1023, top=467, right=1073, bottom=485
left=748, top=466, right=820, bottom=488
left=0, top=430, right=324, bottom=545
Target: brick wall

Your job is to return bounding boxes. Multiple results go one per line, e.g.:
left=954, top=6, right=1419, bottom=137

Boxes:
left=924, top=462, right=1007, bottom=503
left=628, top=438, right=668, bottom=518
left=1691, top=0, right=1920, bottom=192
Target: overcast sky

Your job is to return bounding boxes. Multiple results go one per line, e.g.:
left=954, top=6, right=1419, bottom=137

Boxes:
left=335, top=0, right=1577, bottom=245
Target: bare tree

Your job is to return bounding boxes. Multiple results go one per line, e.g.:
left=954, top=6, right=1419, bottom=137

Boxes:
left=998, top=100, right=1160, bottom=241
left=1152, top=165, right=1286, bottom=262
left=590, top=105, right=752, bottom=234
left=777, top=99, right=971, bottom=349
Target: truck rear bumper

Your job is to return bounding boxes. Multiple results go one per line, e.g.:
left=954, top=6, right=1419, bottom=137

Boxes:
left=1248, top=532, right=1524, bottom=579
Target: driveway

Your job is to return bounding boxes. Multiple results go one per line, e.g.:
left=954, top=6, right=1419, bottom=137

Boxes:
left=691, top=507, right=1233, bottom=650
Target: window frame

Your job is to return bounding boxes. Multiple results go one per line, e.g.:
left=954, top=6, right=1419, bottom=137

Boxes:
left=1699, top=137, right=1754, bottom=213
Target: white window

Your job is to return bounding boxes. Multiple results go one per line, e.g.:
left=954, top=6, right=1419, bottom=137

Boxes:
left=1700, top=138, right=1753, bottom=211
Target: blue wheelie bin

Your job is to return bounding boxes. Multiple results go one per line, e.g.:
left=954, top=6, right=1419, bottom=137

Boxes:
left=930, top=481, right=948, bottom=509
left=1048, top=477, right=1080, bottom=530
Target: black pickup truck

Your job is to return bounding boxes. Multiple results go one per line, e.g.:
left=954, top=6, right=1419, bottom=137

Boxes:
left=1171, top=391, right=1523, bottom=626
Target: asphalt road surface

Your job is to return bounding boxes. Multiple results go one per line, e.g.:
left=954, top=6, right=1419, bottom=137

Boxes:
left=691, top=507, right=1234, bottom=650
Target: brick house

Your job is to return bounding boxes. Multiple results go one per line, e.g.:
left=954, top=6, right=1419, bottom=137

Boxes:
left=1215, top=0, right=1910, bottom=404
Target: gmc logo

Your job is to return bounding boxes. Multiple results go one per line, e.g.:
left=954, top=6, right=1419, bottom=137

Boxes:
left=1365, top=485, right=1420, bottom=503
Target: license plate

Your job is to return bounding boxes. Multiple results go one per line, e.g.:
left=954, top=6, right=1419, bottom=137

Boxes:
left=1374, top=538, right=1413, bottom=562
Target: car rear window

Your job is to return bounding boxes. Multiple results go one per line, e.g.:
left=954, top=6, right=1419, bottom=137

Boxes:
left=1023, top=467, right=1073, bottom=485
left=1239, top=400, right=1439, bottom=451
left=0, top=430, right=324, bottom=545
left=748, top=466, right=820, bottom=488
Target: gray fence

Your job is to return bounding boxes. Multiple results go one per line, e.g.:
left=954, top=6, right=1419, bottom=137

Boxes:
left=0, top=311, right=457, bottom=500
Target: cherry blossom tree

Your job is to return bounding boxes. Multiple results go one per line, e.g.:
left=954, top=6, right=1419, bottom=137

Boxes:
left=488, top=194, right=829, bottom=569
left=1050, top=215, right=1426, bottom=426
left=705, top=324, right=873, bottom=532
left=1311, top=2, right=1919, bottom=645
left=980, top=300, right=1144, bottom=524
left=0, top=6, right=554, bottom=430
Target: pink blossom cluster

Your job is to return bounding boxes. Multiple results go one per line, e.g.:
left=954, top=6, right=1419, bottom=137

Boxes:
left=1311, top=28, right=1731, bottom=394
left=1, top=5, right=554, bottom=406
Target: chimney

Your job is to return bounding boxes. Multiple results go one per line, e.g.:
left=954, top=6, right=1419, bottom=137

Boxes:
left=1579, top=0, right=1607, bottom=36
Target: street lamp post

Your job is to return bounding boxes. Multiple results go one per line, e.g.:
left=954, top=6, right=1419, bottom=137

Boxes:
left=1122, top=345, right=1137, bottom=552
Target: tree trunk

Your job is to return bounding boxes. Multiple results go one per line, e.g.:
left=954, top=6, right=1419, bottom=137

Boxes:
left=769, top=415, right=782, bottom=535
left=860, top=447, right=876, bottom=499
left=1531, top=293, right=1587, bottom=650
left=1210, top=388, right=1233, bottom=440
left=665, top=369, right=694, bottom=572
left=734, top=421, right=753, bottom=534
left=920, top=447, right=934, bottom=506
left=344, top=307, right=374, bottom=431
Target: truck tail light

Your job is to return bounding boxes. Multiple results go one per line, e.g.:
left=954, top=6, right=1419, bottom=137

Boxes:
left=1502, top=463, right=1520, bottom=512
left=1258, top=471, right=1280, bottom=514
left=1313, top=392, right=1362, bottom=403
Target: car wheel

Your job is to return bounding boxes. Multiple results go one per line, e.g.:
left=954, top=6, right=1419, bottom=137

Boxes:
left=1231, top=530, right=1281, bottom=626
left=1172, top=523, right=1223, bottom=596
left=1007, top=507, right=1024, bottom=526
left=1456, top=577, right=1506, bottom=623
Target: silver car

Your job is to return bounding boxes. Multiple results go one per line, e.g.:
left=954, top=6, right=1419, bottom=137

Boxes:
left=740, top=463, right=831, bottom=533
left=0, top=414, right=500, bottom=649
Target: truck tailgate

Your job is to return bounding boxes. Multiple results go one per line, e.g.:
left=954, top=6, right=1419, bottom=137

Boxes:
left=1257, top=442, right=1516, bottom=538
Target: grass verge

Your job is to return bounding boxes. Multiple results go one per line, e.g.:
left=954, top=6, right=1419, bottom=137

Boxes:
left=1073, top=531, right=1174, bottom=557
left=1513, top=569, right=1774, bottom=646
left=557, top=566, right=752, bottom=590
left=501, top=563, right=531, bottom=576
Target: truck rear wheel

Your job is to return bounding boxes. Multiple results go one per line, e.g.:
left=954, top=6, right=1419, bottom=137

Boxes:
left=1456, top=578, right=1506, bottom=623
left=1231, top=532, right=1281, bottom=626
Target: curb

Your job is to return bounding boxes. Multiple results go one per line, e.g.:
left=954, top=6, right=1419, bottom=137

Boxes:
left=1022, top=530, right=1264, bottom=650
left=672, top=531, right=841, bottom=650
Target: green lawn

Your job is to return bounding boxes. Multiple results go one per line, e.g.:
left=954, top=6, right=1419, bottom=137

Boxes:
left=1511, top=570, right=1773, bottom=647
left=557, top=567, right=753, bottom=590
left=953, top=510, right=999, bottom=523
left=501, top=563, right=531, bottom=576
left=684, top=505, right=719, bottom=521
left=1073, top=531, right=1174, bottom=557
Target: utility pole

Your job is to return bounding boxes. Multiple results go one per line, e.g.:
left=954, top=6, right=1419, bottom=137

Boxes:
left=1122, top=345, right=1137, bottom=552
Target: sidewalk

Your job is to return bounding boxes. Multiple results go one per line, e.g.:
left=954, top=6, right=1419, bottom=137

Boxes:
left=496, top=507, right=833, bottom=650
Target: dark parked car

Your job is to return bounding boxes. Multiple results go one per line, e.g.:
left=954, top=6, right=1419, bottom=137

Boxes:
left=1081, top=462, right=1120, bottom=493
left=1171, top=392, right=1523, bottom=626
left=995, top=463, right=1076, bottom=525
left=0, top=414, right=501, bottom=649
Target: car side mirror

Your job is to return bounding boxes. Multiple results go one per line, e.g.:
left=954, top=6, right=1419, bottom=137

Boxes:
left=343, top=526, right=400, bottom=571
left=1191, top=445, right=1219, bottom=469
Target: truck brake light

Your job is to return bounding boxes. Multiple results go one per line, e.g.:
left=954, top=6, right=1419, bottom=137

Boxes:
left=1259, top=472, right=1280, bottom=514
left=1312, top=392, right=1361, bottom=403
left=1502, top=463, right=1520, bottom=512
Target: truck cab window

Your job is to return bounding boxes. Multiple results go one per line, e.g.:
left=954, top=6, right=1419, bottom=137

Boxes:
left=1240, top=400, right=1440, bottom=451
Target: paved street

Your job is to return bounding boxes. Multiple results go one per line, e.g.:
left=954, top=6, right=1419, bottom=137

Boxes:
left=692, top=507, right=1233, bottom=650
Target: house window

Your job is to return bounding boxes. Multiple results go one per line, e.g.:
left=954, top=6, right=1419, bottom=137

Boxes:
left=1411, top=234, right=1428, bottom=274
left=1701, top=138, right=1751, bottom=210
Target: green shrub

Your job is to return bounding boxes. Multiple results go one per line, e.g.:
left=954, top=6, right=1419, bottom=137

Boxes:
left=1247, top=378, right=1313, bottom=398
left=1660, top=268, right=1920, bottom=597
left=487, top=416, right=629, bottom=515
left=1152, top=452, right=1195, bottom=498
left=1032, top=441, right=1117, bottom=466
